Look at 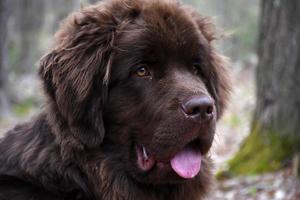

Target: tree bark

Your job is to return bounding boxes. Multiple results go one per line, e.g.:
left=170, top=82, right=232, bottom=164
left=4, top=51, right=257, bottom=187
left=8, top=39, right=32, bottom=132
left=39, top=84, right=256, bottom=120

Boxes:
left=16, top=0, right=45, bottom=74
left=0, top=0, right=11, bottom=118
left=255, top=0, right=300, bottom=139
left=89, top=0, right=100, bottom=4
left=45, top=0, right=77, bottom=33
left=228, top=0, right=300, bottom=174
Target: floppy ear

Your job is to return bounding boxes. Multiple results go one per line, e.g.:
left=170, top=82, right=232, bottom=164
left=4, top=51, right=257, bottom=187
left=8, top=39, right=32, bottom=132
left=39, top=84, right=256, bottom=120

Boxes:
left=39, top=6, right=116, bottom=148
left=208, top=52, right=232, bottom=118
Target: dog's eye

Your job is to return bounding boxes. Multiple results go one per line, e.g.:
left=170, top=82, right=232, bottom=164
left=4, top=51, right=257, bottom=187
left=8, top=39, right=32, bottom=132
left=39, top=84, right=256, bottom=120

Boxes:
left=192, top=63, right=202, bottom=75
left=135, top=66, right=150, bottom=77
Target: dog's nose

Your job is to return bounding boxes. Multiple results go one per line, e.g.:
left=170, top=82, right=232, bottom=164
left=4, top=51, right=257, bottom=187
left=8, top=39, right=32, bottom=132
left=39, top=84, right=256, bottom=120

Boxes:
left=181, top=96, right=214, bottom=121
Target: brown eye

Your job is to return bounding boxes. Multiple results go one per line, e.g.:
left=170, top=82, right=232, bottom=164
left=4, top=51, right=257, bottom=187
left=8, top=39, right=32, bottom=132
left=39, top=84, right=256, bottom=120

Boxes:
left=136, top=66, right=150, bottom=77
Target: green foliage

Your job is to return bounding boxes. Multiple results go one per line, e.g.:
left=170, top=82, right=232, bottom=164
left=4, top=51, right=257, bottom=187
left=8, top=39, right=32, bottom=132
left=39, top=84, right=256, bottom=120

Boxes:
left=218, top=123, right=296, bottom=177
left=13, top=99, right=36, bottom=117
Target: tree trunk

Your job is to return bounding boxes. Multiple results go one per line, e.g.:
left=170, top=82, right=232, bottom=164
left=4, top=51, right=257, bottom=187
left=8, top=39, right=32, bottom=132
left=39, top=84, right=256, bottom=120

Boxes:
left=45, top=0, right=77, bottom=33
left=89, top=0, right=100, bottom=4
left=0, top=0, right=11, bottom=118
left=228, top=0, right=300, bottom=174
left=16, top=0, right=45, bottom=74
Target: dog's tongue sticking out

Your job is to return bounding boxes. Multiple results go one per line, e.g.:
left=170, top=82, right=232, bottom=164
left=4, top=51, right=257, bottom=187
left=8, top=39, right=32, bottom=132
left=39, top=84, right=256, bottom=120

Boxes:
left=170, top=146, right=202, bottom=179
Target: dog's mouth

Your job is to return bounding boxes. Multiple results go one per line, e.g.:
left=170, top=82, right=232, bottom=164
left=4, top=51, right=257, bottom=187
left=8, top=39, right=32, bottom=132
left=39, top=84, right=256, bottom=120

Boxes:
left=135, top=140, right=202, bottom=179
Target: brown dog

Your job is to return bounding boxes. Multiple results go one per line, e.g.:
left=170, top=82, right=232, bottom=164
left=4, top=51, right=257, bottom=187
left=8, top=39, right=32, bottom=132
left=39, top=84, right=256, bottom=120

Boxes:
left=0, top=0, right=230, bottom=199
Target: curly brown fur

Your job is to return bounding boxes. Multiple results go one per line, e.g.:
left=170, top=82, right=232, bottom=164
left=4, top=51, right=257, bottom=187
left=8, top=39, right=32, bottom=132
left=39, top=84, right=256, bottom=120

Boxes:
left=0, top=0, right=231, bottom=199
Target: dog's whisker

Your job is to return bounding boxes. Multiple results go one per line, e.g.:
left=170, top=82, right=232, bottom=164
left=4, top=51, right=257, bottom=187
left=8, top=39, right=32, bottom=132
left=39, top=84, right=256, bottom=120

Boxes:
left=143, top=146, right=149, bottom=160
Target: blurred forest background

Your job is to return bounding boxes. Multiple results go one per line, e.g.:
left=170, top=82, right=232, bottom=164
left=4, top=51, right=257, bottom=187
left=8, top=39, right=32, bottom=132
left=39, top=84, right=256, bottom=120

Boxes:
left=0, top=0, right=299, bottom=199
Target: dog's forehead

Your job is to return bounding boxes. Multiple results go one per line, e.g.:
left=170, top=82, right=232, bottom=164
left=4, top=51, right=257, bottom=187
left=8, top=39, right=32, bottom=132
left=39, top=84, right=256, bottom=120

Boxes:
left=116, top=1, right=207, bottom=62
left=144, top=2, right=203, bottom=50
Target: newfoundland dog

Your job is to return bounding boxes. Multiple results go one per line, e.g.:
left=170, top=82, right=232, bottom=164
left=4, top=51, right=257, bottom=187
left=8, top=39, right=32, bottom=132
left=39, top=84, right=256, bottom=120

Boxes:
left=0, top=0, right=231, bottom=199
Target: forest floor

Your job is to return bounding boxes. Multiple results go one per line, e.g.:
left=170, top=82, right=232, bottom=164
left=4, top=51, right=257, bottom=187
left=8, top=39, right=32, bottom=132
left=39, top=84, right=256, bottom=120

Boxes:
left=211, top=168, right=300, bottom=200
left=0, top=62, right=299, bottom=199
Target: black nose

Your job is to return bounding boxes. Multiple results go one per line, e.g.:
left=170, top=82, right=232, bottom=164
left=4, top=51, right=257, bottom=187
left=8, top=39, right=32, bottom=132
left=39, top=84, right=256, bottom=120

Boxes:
left=181, top=96, right=214, bottom=121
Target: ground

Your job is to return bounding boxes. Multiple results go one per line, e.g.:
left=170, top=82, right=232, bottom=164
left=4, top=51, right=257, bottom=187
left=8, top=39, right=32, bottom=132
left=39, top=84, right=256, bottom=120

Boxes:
left=211, top=169, right=300, bottom=200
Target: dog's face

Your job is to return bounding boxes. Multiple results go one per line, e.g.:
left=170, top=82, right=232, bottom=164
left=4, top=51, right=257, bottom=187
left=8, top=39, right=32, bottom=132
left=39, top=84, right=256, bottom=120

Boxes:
left=39, top=0, right=230, bottom=185
left=105, top=9, right=219, bottom=184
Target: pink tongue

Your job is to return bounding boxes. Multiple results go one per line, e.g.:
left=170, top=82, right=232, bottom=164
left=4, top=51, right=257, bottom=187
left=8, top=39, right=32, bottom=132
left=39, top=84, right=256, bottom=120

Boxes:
left=170, top=146, right=202, bottom=179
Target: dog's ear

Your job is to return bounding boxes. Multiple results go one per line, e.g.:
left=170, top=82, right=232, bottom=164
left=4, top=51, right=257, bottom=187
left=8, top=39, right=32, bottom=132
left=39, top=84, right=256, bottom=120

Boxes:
left=208, top=52, right=232, bottom=118
left=39, top=6, right=116, bottom=148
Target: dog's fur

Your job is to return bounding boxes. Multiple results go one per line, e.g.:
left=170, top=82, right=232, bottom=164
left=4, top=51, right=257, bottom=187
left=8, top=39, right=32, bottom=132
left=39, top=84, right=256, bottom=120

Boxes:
left=0, top=0, right=231, bottom=199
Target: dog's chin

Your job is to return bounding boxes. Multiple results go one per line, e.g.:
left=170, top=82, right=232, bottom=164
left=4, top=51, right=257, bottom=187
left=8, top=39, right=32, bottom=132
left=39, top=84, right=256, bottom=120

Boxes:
left=127, top=138, right=212, bottom=185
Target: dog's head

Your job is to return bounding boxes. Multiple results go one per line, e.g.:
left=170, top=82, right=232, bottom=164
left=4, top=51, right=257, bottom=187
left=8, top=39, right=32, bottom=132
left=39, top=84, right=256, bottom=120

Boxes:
left=39, top=0, right=230, bottom=185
